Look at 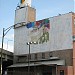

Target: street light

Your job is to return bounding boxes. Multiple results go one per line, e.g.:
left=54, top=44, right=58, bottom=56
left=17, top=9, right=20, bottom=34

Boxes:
left=27, top=41, right=37, bottom=75
left=1, top=25, right=14, bottom=75
left=1, top=22, right=26, bottom=75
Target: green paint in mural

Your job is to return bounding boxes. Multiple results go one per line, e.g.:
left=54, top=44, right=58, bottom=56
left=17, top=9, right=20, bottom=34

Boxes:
left=38, top=32, right=49, bottom=44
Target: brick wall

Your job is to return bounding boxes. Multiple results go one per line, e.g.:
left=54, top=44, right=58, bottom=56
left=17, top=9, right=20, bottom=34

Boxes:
left=14, top=49, right=73, bottom=66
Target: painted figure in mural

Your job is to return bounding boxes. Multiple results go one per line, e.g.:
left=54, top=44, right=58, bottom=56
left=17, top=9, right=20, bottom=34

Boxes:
left=26, top=18, right=50, bottom=44
left=20, top=0, right=31, bottom=7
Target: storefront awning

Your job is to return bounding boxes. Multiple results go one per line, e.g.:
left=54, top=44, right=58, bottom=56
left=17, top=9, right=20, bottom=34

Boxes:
left=8, top=59, right=65, bottom=68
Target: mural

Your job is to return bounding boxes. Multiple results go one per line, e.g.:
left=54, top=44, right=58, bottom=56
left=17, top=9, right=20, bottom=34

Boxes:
left=20, top=0, right=32, bottom=6
left=26, top=18, right=50, bottom=44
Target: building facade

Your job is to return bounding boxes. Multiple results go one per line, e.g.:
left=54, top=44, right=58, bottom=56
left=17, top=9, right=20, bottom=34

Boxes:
left=8, top=0, right=75, bottom=75
left=0, top=48, right=13, bottom=74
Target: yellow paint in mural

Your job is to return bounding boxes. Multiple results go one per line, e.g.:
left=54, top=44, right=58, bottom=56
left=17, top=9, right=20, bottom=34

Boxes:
left=20, top=0, right=31, bottom=7
left=21, top=0, right=25, bottom=4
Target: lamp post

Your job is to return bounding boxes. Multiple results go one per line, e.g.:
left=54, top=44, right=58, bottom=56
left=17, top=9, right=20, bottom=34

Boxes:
left=27, top=42, right=30, bottom=75
left=27, top=42, right=37, bottom=75
left=1, top=28, right=4, bottom=75
left=0, top=22, right=26, bottom=75
left=1, top=25, right=14, bottom=75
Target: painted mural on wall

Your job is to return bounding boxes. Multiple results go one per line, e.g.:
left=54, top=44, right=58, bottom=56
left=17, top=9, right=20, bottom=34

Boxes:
left=26, top=18, right=50, bottom=44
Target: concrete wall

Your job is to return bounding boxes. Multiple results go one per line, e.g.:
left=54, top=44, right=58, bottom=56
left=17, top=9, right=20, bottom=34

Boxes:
left=14, top=6, right=36, bottom=24
left=49, top=13, right=73, bottom=51
left=14, top=7, right=28, bottom=24
left=0, top=48, right=13, bottom=60
left=14, top=13, right=73, bottom=55
left=14, top=6, right=36, bottom=55
left=28, top=6, right=36, bottom=22
left=14, top=26, right=29, bottom=55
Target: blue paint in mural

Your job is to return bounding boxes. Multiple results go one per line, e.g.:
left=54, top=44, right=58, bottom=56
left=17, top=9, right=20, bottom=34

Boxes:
left=26, top=22, right=35, bottom=28
left=26, top=18, right=50, bottom=29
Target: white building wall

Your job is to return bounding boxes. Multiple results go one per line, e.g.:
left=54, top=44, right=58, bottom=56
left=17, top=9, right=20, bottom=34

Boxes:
left=14, top=13, right=73, bottom=55
left=14, top=26, right=29, bottom=55
left=14, top=7, right=28, bottom=24
left=49, top=13, right=73, bottom=51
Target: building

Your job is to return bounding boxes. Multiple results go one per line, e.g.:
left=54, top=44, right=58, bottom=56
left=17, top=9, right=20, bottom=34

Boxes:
left=0, top=48, right=13, bottom=74
left=8, top=0, right=75, bottom=75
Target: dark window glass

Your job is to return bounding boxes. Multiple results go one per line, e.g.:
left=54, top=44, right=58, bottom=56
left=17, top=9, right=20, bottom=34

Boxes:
left=35, top=54, right=37, bottom=60
left=18, top=56, right=27, bottom=62
left=60, top=70, right=64, bottom=75
left=42, top=53, right=45, bottom=59
left=49, top=52, right=52, bottom=57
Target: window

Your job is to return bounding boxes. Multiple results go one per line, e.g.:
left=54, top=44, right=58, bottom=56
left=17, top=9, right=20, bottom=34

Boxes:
left=49, top=52, right=52, bottom=57
left=18, top=56, right=27, bottom=62
left=42, top=53, right=45, bottom=59
left=60, top=70, right=64, bottom=75
left=35, top=54, right=37, bottom=60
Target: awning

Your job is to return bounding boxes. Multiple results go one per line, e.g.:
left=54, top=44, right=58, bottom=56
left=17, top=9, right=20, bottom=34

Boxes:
left=8, top=59, right=65, bottom=68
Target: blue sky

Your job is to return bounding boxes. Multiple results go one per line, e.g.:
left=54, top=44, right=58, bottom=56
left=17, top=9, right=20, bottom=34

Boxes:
left=0, top=0, right=74, bottom=52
